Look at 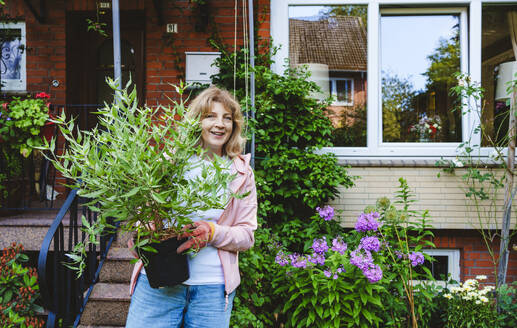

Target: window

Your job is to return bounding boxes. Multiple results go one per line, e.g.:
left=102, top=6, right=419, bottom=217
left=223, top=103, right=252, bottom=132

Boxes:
left=420, top=249, right=460, bottom=283
left=481, top=4, right=517, bottom=146
left=288, top=5, right=367, bottom=147
left=330, top=78, right=354, bottom=106
left=381, top=12, right=462, bottom=143
left=272, top=1, right=482, bottom=158
left=0, top=21, right=26, bottom=91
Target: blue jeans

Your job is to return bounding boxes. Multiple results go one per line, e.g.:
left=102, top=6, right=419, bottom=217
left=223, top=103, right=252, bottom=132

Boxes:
left=125, top=274, right=235, bottom=328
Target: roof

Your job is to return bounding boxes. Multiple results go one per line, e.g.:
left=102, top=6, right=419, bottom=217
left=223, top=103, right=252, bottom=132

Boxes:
left=289, top=16, right=367, bottom=72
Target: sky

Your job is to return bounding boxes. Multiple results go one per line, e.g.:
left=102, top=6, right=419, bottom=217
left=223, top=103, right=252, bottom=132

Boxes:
left=289, top=6, right=460, bottom=92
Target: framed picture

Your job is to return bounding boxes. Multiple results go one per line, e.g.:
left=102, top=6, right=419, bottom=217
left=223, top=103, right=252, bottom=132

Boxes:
left=0, top=22, right=26, bottom=92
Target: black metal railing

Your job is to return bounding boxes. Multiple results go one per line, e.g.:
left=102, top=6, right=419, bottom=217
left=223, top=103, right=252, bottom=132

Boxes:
left=37, top=189, right=117, bottom=327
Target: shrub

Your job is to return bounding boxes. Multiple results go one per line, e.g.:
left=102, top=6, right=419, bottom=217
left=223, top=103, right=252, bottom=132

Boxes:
left=442, top=276, right=499, bottom=328
left=273, top=179, right=439, bottom=328
left=0, top=243, right=44, bottom=328
left=497, top=281, right=517, bottom=328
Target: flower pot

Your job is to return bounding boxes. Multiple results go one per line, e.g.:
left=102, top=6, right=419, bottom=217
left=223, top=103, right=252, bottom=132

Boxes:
left=138, top=236, right=189, bottom=289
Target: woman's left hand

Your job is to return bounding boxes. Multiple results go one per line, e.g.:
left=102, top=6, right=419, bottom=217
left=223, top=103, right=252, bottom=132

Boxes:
left=177, top=221, right=214, bottom=253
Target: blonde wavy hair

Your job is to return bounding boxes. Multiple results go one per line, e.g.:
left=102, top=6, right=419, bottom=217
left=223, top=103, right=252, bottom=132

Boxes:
left=186, top=86, right=246, bottom=158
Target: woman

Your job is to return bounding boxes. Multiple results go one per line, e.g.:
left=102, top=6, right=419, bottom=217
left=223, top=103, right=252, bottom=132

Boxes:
left=125, top=87, right=257, bottom=328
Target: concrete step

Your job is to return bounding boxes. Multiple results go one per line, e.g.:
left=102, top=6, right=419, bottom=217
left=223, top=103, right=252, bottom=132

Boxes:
left=112, top=230, right=132, bottom=248
left=99, top=247, right=134, bottom=283
left=79, top=283, right=130, bottom=326
left=0, top=210, right=75, bottom=251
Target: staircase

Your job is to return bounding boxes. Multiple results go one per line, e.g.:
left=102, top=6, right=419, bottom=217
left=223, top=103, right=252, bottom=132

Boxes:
left=78, top=231, right=133, bottom=327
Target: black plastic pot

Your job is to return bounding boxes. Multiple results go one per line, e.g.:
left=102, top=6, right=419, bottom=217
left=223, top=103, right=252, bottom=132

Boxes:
left=138, top=236, right=189, bottom=289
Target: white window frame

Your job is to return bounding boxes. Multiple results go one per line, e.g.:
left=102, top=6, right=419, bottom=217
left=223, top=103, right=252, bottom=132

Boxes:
left=329, top=77, right=354, bottom=106
left=271, top=0, right=514, bottom=160
left=0, top=21, right=26, bottom=92
left=422, top=249, right=461, bottom=285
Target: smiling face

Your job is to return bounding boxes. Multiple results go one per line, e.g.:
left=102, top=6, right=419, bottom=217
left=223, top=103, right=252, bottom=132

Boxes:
left=200, top=102, right=233, bottom=157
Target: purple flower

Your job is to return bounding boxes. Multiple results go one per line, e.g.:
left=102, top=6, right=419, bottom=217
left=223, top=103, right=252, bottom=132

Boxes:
left=323, top=270, right=332, bottom=278
left=354, top=212, right=381, bottom=232
left=395, top=250, right=403, bottom=259
left=312, top=237, right=329, bottom=254
left=408, top=252, right=425, bottom=267
left=363, top=264, right=383, bottom=283
left=360, top=236, right=381, bottom=252
left=336, top=266, right=345, bottom=274
left=275, top=251, right=289, bottom=266
left=290, top=253, right=307, bottom=268
left=316, top=205, right=335, bottom=221
left=308, top=253, right=325, bottom=266
left=333, top=274, right=338, bottom=279
left=331, top=236, right=347, bottom=254
left=350, top=248, right=374, bottom=271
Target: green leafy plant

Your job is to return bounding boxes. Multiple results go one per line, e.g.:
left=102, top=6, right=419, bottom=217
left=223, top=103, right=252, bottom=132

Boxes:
left=272, top=179, right=438, bottom=328
left=41, top=79, right=238, bottom=274
left=0, top=92, right=50, bottom=157
left=442, top=276, right=499, bottom=328
left=0, top=243, right=45, bottom=328
left=497, top=281, right=517, bottom=328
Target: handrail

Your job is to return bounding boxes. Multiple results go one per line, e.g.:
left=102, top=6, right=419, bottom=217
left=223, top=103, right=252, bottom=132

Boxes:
left=37, top=188, right=118, bottom=327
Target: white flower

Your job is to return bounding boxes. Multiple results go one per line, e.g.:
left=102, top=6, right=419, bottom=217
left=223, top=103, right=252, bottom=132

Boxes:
left=464, top=279, right=477, bottom=286
left=479, top=296, right=489, bottom=303
left=452, top=158, right=464, bottom=168
left=475, top=300, right=482, bottom=304
left=444, top=293, right=453, bottom=299
left=476, top=275, right=487, bottom=280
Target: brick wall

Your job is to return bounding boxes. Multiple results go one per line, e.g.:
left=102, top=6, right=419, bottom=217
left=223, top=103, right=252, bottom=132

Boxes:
left=2, top=0, right=271, bottom=106
left=433, top=230, right=517, bottom=284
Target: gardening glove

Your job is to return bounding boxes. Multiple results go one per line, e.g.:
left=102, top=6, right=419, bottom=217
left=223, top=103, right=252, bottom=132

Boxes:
left=177, top=221, right=215, bottom=253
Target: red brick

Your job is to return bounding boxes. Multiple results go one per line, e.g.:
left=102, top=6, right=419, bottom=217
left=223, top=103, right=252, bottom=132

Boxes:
left=474, top=260, right=494, bottom=268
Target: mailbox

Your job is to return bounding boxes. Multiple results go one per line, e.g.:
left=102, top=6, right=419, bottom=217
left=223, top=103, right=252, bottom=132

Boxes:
left=185, top=52, right=221, bottom=85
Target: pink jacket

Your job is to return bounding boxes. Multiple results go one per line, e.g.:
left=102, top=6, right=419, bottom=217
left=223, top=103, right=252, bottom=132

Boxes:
left=129, top=153, right=258, bottom=295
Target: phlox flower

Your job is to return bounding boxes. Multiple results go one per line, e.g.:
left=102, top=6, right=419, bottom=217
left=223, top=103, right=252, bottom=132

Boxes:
left=354, top=212, right=381, bottom=232
left=312, top=237, right=329, bottom=254
left=360, top=236, right=381, bottom=252
left=323, top=270, right=331, bottom=278
left=363, top=264, right=383, bottom=283
left=290, top=253, right=307, bottom=268
left=350, top=248, right=374, bottom=271
left=275, top=251, right=289, bottom=266
left=331, top=236, right=347, bottom=254
left=408, top=251, right=424, bottom=267
left=308, top=253, right=325, bottom=266
left=316, top=205, right=335, bottom=221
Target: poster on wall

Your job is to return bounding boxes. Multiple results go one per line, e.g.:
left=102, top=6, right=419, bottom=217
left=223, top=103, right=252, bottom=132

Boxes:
left=0, top=22, right=26, bottom=92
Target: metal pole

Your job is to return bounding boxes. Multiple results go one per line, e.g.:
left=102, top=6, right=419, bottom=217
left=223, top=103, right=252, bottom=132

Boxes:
left=112, top=0, right=122, bottom=92
left=248, top=0, right=255, bottom=168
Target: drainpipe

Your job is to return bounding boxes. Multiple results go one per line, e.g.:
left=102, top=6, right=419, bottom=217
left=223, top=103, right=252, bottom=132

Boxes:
left=248, top=0, right=255, bottom=169
left=112, top=0, right=122, bottom=98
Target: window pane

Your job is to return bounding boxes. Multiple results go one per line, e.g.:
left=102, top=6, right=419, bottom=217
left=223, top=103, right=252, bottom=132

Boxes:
left=289, top=5, right=367, bottom=147
left=416, top=255, right=449, bottom=280
left=481, top=5, right=517, bottom=146
left=381, top=14, right=462, bottom=143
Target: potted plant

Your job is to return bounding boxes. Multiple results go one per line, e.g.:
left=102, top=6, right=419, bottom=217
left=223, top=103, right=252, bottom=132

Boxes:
left=42, top=79, right=238, bottom=287
left=0, top=92, right=51, bottom=212
left=0, top=92, right=51, bottom=157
